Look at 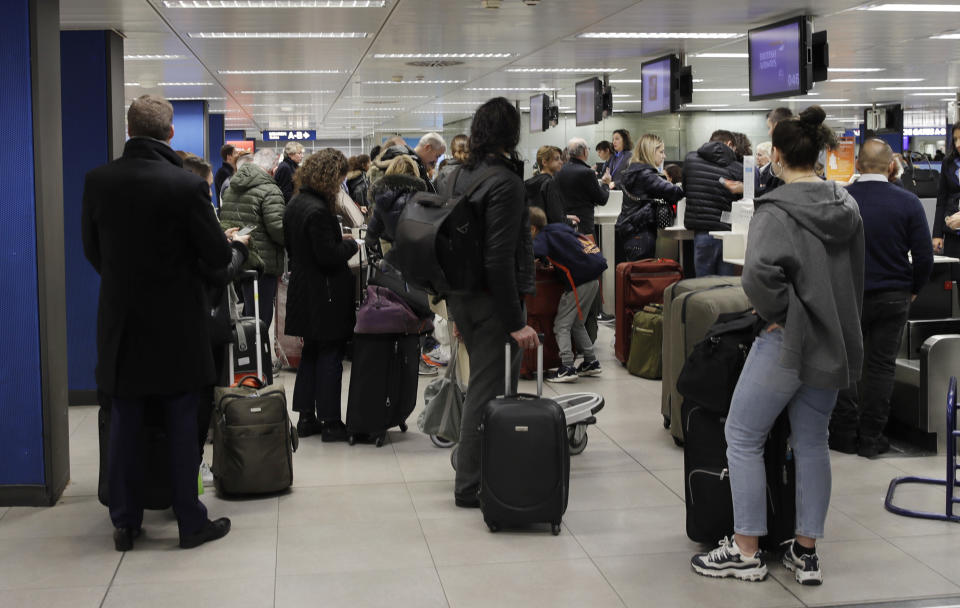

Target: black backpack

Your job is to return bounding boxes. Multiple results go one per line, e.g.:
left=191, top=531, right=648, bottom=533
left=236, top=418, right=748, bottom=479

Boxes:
left=388, top=166, right=499, bottom=296
left=676, top=309, right=764, bottom=416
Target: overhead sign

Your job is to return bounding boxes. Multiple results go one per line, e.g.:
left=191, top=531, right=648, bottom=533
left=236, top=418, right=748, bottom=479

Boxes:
left=903, top=127, right=946, bottom=137
left=261, top=130, right=316, bottom=141
left=827, top=136, right=856, bottom=183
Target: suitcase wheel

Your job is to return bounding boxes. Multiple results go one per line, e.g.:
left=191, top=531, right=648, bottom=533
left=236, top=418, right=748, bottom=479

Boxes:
left=375, top=435, right=385, bottom=448
left=551, top=523, right=562, bottom=536
left=567, top=424, right=589, bottom=456
left=347, top=435, right=356, bottom=446
left=430, top=434, right=455, bottom=448
left=399, top=421, right=408, bottom=433
left=486, top=520, right=499, bottom=533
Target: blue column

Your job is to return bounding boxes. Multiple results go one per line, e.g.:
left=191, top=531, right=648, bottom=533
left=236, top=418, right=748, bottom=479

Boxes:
left=1, top=0, right=70, bottom=505
left=60, top=30, right=124, bottom=405
left=225, top=129, right=246, bottom=142
left=208, top=113, right=225, bottom=207
left=169, top=100, right=208, bottom=158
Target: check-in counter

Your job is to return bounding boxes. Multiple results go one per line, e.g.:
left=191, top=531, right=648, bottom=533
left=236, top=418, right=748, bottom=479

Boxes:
left=595, top=189, right=622, bottom=316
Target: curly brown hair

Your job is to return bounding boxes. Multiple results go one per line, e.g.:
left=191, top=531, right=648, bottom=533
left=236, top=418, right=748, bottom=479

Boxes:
left=294, top=148, right=348, bottom=205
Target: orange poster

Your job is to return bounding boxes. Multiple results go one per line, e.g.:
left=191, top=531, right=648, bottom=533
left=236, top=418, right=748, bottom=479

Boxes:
left=227, top=140, right=254, bottom=155
left=827, top=136, right=855, bottom=183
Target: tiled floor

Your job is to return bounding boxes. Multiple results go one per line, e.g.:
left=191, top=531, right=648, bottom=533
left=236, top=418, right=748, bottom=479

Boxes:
left=2, top=325, right=959, bottom=608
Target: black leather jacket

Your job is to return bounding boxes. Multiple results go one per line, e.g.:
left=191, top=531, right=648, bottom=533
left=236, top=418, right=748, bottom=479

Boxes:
left=555, top=157, right=610, bottom=235
left=682, top=141, right=743, bottom=231
left=451, top=155, right=535, bottom=334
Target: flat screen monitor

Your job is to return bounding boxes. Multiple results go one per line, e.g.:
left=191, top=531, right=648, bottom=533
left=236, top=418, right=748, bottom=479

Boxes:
left=748, top=16, right=809, bottom=101
left=641, top=54, right=678, bottom=115
left=575, top=77, right=603, bottom=126
left=529, top=93, right=548, bottom=133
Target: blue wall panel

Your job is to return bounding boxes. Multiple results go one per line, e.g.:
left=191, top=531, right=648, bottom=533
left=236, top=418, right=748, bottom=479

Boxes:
left=225, top=129, right=246, bottom=142
left=208, top=113, right=225, bottom=207
left=60, top=30, right=106, bottom=395
left=169, top=100, right=206, bottom=158
left=0, top=0, right=46, bottom=485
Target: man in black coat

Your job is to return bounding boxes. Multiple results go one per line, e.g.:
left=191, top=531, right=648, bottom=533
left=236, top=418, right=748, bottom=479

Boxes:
left=682, top=130, right=743, bottom=277
left=273, top=141, right=304, bottom=203
left=555, top=137, right=610, bottom=236
left=82, top=95, right=233, bottom=552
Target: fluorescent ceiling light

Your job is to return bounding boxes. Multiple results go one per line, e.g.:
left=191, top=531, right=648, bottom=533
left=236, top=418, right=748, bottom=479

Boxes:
left=188, top=32, right=367, bottom=38
left=694, top=88, right=748, bottom=92
left=431, top=101, right=487, bottom=105
left=332, top=107, right=404, bottom=111
left=158, top=81, right=213, bottom=86
left=245, top=103, right=327, bottom=106
left=609, top=79, right=643, bottom=84
left=373, top=53, right=512, bottom=59
left=617, top=100, right=642, bottom=104
left=505, top=67, right=626, bottom=73
left=124, top=54, right=186, bottom=60
left=465, top=87, right=554, bottom=91
left=874, top=85, right=957, bottom=90
left=165, top=1, right=385, bottom=7
left=827, top=67, right=885, bottom=72
left=578, top=32, right=742, bottom=39
left=859, top=3, right=960, bottom=11
left=778, top=98, right=849, bottom=102
left=931, top=33, right=960, bottom=39
left=363, top=80, right=464, bottom=84
left=685, top=104, right=729, bottom=108
left=913, top=92, right=957, bottom=96
left=691, top=53, right=748, bottom=58
left=238, top=89, right=336, bottom=93
left=830, top=78, right=924, bottom=82
left=708, top=108, right=763, bottom=112
left=166, top=96, right=226, bottom=100
left=218, top=69, right=344, bottom=74
left=818, top=103, right=875, bottom=107
left=124, top=82, right=141, bottom=86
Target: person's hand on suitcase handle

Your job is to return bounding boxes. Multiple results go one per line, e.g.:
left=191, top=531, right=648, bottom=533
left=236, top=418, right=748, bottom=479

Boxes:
left=509, top=326, right=540, bottom=350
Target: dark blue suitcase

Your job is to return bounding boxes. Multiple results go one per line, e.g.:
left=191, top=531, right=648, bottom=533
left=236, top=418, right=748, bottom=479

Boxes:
left=479, top=342, right=569, bottom=535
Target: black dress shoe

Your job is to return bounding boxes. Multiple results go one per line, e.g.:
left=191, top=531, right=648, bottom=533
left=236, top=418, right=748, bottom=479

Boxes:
left=113, top=527, right=142, bottom=552
left=296, top=416, right=321, bottom=438
left=179, top=517, right=231, bottom=549
left=320, top=420, right=348, bottom=443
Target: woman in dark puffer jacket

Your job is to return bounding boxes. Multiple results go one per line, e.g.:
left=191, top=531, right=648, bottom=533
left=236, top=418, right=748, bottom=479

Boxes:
left=366, top=155, right=428, bottom=255
left=616, top=134, right=684, bottom=261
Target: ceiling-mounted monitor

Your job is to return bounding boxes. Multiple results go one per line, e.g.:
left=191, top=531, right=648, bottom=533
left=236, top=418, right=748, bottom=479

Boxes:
left=748, top=16, right=814, bottom=101
left=641, top=54, right=680, bottom=115
left=575, top=77, right=603, bottom=126
left=530, top=93, right=549, bottom=133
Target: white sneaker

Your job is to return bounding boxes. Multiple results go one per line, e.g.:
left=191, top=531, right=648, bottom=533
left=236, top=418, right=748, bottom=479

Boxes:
left=200, top=462, right=215, bottom=487
left=781, top=539, right=823, bottom=586
left=691, top=536, right=768, bottom=582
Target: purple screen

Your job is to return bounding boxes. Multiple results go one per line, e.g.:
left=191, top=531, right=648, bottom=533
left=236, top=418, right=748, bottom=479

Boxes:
left=642, top=58, right=672, bottom=114
left=576, top=79, right=598, bottom=126
left=749, top=21, right=801, bottom=98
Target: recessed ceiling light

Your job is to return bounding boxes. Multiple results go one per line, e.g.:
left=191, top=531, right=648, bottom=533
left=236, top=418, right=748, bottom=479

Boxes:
left=685, top=104, right=729, bottom=108
left=165, top=1, right=386, bottom=7
left=578, top=32, right=742, bottom=39
left=158, top=82, right=213, bottom=86
left=465, top=87, right=554, bottom=92
left=708, top=107, right=762, bottom=112
left=859, top=3, right=960, bottom=11
left=913, top=92, right=958, bottom=96
left=874, top=85, right=957, bottom=90
left=363, top=80, right=464, bottom=84
left=333, top=107, right=404, bottom=111
left=691, top=53, right=748, bottom=58
left=827, top=67, right=885, bottom=73
left=218, top=69, right=345, bottom=74
left=818, top=103, right=875, bottom=107
left=830, top=78, right=924, bottom=82
left=124, top=54, right=186, bottom=60
left=931, top=33, right=960, bottom=39
left=124, top=82, right=141, bottom=86
left=238, top=90, right=336, bottom=93
left=505, top=67, right=626, bottom=73
left=165, top=96, right=226, bottom=100
left=431, top=101, right=487, bottom=105
left=373, top=53, right=512, bottom=59
left=245, top=103, right=327, bottom=107
left=189, top=32, right=368, bottom=38
left=694, top=88, right=749, bottom=92
left=778, top=98, right=849, bottom=102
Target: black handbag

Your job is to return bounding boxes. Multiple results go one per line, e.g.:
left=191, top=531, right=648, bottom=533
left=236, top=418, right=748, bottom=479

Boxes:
left=903, top=151, right=939, bottom=198
left=622, top=188, right=675, bottom=229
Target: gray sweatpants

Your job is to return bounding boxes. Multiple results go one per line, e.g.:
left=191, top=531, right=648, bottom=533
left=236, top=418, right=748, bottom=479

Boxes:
left=554, top=279, right=599, bottom=367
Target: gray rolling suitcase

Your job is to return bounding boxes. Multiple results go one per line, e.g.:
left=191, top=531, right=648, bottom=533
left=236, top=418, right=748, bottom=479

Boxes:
left=660, top=277, right=750, bottom=444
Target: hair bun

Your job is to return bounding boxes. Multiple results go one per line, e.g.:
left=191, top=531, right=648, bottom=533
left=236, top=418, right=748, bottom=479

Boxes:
left=798, top=105, right=826, bottom=128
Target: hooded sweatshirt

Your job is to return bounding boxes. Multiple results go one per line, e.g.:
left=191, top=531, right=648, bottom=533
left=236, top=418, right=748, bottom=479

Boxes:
left=743, top=180, right=865, bottom=390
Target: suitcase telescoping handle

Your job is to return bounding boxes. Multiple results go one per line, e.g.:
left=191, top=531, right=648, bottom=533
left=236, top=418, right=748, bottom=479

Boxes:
left=228, top=269, right=263, bottom=384
left=504, top=333, right=545, bottom=398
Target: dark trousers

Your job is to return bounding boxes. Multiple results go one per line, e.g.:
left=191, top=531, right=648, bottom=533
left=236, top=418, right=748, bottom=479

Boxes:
left=944, top=234, right=960, bottom=282
left=242, top=274, right=279, bottom=328
left=197, top=345, right=229, bottom=458
left=109, top=392, right=208, bottom=536
left=831, top=290, right=912, bottom=442
left=292, top=339, right=347, bottom=422
left=693, top=231, right=737, bottom=277
left=448, top=295, right=522, bottom=499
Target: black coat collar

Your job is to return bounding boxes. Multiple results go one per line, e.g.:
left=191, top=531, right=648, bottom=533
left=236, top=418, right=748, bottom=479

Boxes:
left=123, top=137, right=182, bottom=167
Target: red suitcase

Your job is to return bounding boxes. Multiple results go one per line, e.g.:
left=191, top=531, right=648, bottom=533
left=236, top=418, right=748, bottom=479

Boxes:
left=521, top=267, right=563, bottom=378
left=614, top=259, right=682, bottom=364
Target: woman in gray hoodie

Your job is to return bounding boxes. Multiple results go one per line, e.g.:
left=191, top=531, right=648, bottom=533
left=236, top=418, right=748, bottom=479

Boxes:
left=691, top=106, right=864, bottom=586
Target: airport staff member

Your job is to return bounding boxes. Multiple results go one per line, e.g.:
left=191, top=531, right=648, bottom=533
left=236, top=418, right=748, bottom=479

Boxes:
left=82, top=95, right=233, bottom=552
left=830, top=139, right=933, bottom=458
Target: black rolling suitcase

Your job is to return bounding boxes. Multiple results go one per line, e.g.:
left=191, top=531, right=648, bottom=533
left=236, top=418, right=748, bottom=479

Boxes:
left=480, top=341, right=569, bottom=535
left=345, top=333, right=420, bottom=447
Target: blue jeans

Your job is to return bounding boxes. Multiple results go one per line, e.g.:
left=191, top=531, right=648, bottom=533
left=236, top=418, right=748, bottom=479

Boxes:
left=725, top=329, right=838, bottom=539
left=693, top=231, right=737, bottom=278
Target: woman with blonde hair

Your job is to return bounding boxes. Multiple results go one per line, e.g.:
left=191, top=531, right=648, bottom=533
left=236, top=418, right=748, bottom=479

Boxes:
left=283, top=148, right=359, bottom=441
left=615, top=134, right=684, bottom=260
left=367, top=153, right=428, bottom=253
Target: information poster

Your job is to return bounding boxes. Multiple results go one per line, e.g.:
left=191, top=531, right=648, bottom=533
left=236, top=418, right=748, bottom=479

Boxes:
left=827, top=136, right=856, bottom=183
left=227, top=140, right=254, bottom=155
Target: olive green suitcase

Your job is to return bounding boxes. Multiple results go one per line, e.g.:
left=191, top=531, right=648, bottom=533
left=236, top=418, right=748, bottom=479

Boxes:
left=627, top=304, right=664, bottom=379
left=661, top=277, right=749, bottom=444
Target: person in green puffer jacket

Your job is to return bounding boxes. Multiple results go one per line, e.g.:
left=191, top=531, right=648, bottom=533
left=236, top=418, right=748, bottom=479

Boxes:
left=220, top=150, right=286, bottom=326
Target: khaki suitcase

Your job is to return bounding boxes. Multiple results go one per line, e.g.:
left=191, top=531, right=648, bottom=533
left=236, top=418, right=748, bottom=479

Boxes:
left=660, top=277, right=749, bottom=443
left=626, top=304, right=664, bottom=379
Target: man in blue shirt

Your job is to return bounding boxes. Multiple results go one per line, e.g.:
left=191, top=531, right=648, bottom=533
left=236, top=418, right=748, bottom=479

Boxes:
left=830, top=139, right=934, bottom=458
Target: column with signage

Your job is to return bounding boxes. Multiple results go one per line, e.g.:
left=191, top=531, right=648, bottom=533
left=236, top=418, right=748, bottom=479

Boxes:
left=60, top=29, right=125, bottom=406
left=1, top=0, right=70, bottom=506
left=208, top=112, right=225, bottom=207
